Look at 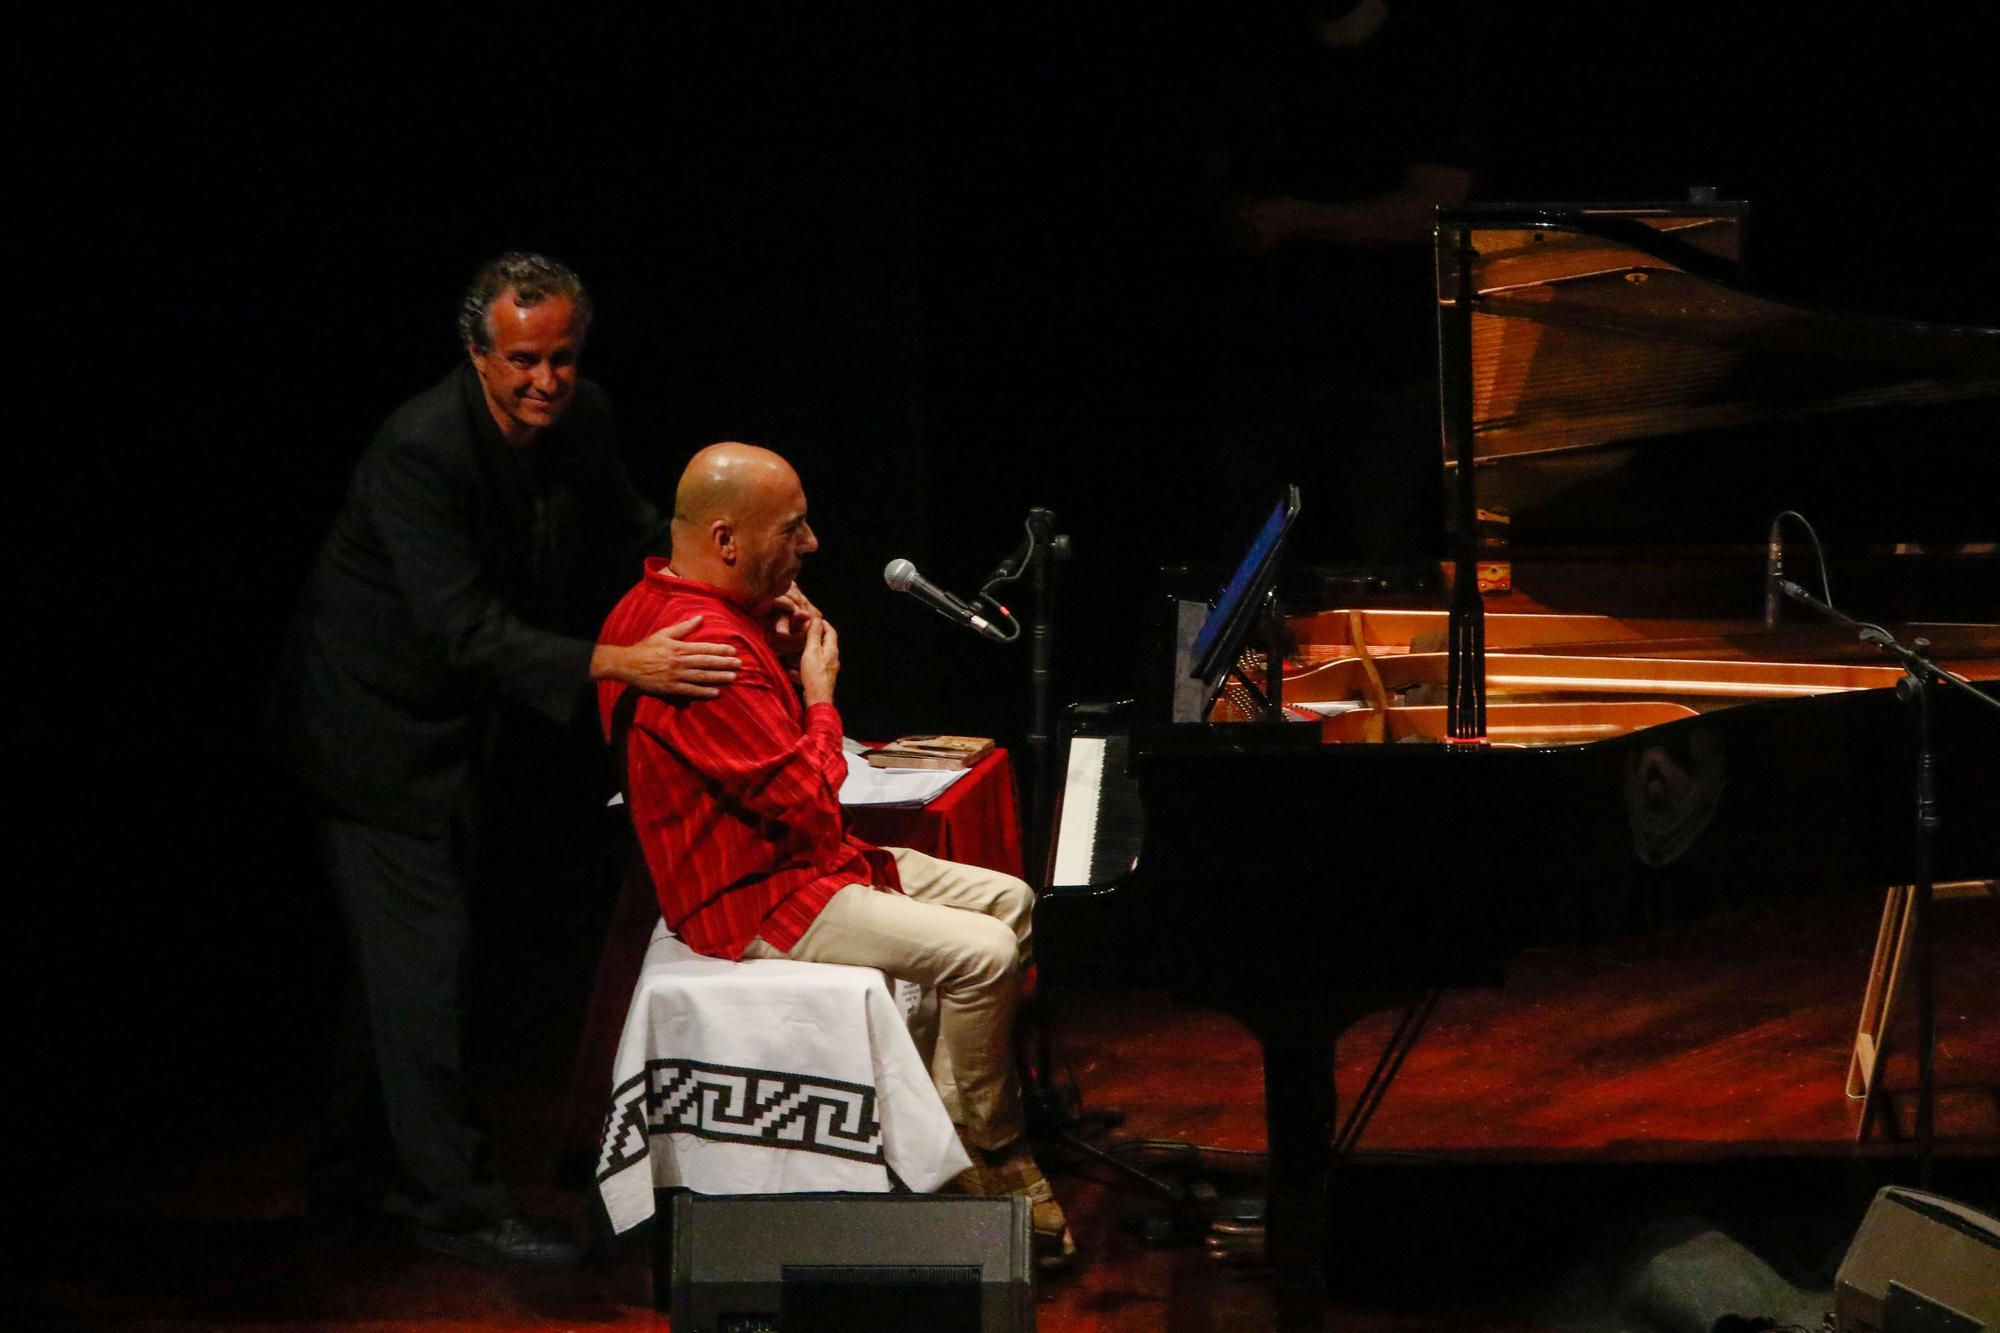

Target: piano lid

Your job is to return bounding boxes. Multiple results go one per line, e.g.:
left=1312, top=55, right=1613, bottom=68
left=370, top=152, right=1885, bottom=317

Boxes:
left=1433, top=203, right=2000, bottom=548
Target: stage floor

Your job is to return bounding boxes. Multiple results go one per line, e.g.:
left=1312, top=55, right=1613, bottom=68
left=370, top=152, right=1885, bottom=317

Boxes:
left=11, top=883, right=1996, bottom=1331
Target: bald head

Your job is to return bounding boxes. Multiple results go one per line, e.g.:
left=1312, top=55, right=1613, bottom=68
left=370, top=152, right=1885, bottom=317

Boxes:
left=674, top=443, right=794, bottom=526
left=669, top=443, right=818, bottom=609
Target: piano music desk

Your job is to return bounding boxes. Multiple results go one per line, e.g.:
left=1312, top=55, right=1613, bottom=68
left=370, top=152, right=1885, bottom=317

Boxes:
left=1849, top=877, right=2000, bottom=1139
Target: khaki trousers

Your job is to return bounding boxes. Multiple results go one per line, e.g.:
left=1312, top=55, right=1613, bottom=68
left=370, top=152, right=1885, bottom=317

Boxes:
left=742, top=847, right=1032, bottom=1150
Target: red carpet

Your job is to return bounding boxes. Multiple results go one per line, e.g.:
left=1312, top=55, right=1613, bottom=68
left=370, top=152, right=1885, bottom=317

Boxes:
left=11, top=884, right=1996, bottom=1330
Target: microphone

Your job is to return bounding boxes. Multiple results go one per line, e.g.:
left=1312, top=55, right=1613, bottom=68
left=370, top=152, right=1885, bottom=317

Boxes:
left=1763, top=517, right=1784, bottom=628
left=883, top=558, right=1009, bottom=642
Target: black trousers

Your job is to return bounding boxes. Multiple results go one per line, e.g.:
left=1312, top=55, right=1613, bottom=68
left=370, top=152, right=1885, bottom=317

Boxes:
left=313, top=808, right=510, bottom=1229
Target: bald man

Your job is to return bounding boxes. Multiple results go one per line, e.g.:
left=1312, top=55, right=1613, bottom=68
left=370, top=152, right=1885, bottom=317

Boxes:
left=595, top=443, right=1074, bottom=1266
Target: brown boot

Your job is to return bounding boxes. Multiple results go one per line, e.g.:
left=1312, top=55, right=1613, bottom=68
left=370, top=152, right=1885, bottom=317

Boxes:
left=947, top=1128, right=1076, bottom=1270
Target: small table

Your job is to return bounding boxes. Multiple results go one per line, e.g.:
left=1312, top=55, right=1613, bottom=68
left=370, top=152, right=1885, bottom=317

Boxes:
left=847, top=748, right=1025, bottom=877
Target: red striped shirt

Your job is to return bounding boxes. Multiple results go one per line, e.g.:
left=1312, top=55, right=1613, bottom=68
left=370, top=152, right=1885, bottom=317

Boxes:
left=596, top=559, right=900, bottom=959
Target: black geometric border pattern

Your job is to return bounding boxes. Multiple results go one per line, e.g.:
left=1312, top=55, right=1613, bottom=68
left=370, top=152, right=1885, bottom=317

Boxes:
left=598, top=1070, right=654, bottom=1182
left=598, top=1058, right=885, bottom=1181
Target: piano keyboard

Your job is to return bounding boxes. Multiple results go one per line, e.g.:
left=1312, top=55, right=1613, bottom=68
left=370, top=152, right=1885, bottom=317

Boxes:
left=1048, top=733, right=1144, bottom=889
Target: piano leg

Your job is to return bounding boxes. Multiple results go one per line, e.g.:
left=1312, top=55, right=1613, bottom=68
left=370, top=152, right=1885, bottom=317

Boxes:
left=1246, top=1002, right=1344, bottom=1326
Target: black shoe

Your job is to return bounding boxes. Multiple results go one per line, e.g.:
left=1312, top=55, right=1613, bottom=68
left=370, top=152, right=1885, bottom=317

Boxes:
left=413, top=1214, right=585, bottom=1269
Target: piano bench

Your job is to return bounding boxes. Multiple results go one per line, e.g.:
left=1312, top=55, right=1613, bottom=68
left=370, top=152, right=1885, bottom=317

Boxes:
left=594, top=920, right=971, bottom=1242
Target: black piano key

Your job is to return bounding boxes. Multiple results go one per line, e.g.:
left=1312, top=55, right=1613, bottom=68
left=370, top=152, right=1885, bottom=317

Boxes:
left=1086, top=734, right=1144, bottom=885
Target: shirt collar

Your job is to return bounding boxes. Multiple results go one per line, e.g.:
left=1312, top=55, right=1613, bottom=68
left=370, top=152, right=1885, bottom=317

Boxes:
left=643, top=557, right=761, bottom=614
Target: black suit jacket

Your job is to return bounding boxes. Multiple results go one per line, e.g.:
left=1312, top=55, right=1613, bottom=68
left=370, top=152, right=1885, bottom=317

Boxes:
left=268, top=364, right=666, bottom=835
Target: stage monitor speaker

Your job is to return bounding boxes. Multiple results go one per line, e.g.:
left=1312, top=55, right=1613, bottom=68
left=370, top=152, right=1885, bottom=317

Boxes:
left=1835, top=1186, right=2000, bottom=1332
left=669, top=1191, right=1035, bottom=1333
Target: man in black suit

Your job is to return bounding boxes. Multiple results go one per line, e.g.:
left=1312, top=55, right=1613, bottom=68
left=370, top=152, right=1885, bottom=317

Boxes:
left=268, top=253, right=741, bottom=1267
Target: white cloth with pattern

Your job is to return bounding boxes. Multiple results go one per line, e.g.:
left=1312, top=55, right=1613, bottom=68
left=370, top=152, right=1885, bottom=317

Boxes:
left=596, top=920, right=971, bottom=1234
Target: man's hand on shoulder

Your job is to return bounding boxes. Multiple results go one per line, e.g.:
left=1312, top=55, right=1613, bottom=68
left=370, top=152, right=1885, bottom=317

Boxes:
left=592, top=615, right=741, bottom=699
left=799, top=617, right=839, bottom=708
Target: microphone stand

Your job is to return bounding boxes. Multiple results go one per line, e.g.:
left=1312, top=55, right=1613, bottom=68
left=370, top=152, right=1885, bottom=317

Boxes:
left=1777, top=578, right=2000, bottom=1187
left=994, top=513, right=1191, bottom=1205
left=1022, top=506, right=1067, bottom=878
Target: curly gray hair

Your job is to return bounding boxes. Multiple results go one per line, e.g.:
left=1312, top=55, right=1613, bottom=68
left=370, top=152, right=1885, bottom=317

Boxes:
left=458, top=252, right=593, bottom=353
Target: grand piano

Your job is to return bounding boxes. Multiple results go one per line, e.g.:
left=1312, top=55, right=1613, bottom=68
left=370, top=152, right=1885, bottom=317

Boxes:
left=1039, top=203, right=2000, bottom=1312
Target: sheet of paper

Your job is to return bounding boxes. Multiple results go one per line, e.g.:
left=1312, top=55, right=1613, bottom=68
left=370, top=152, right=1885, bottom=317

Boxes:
left=838, top=751, right=970, bottom=807
left=1287, top=699, right=1370, bottom=718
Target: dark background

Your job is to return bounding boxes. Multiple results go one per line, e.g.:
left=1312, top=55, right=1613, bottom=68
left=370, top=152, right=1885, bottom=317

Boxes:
left=21, top=6, right=1997, bottom=1178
